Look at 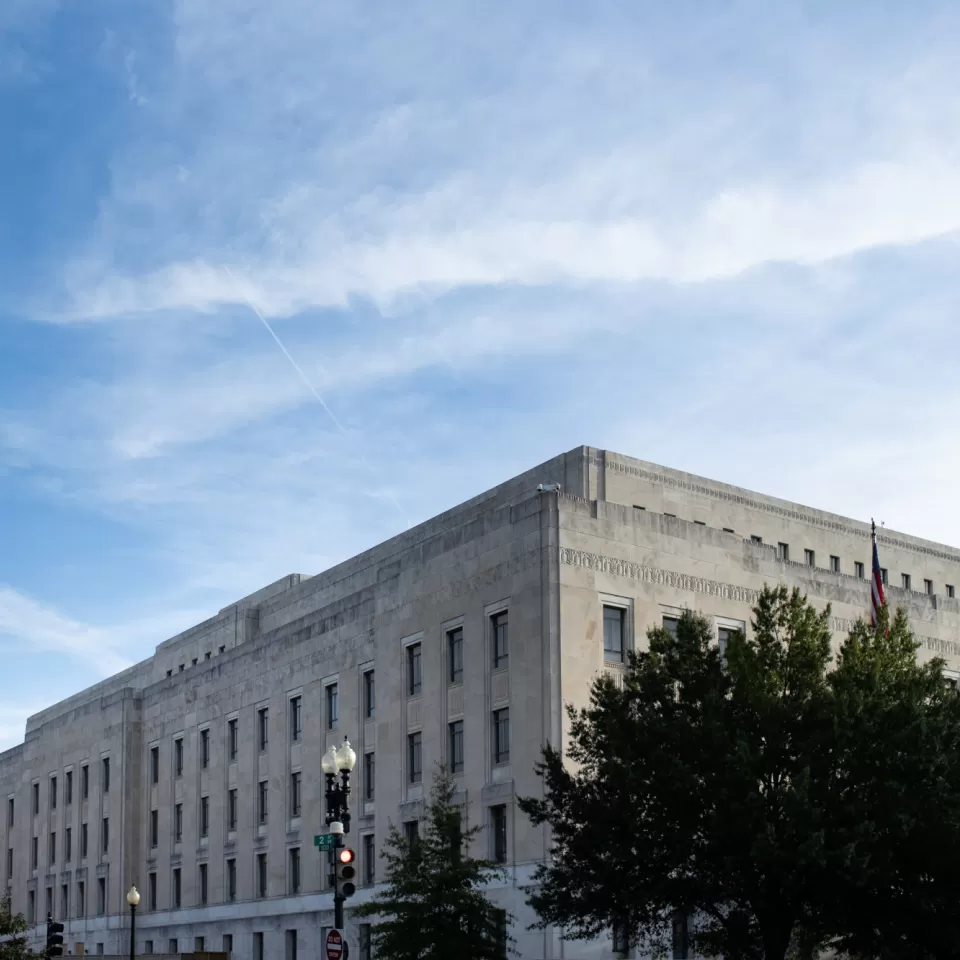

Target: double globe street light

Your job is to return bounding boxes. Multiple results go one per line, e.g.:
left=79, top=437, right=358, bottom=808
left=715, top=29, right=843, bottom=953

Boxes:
left=321, top=738, right=357, bottom=930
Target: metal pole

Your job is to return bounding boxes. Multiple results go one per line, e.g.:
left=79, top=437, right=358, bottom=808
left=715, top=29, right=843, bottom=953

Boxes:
left=129, top=904, right=135, bottom=960
left=334, top=835, right=344, bottom=930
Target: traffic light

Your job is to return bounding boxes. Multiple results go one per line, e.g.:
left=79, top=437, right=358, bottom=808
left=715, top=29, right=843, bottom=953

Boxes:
left=46, top=915, right=65, bottom=958
left=336, top=847, right=357, bottom=898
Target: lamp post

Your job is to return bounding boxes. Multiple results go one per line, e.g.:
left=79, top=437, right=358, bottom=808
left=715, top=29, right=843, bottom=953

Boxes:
left=125, top=887, right=140, bottom=960
left=322, top=738, right=357, bottom=930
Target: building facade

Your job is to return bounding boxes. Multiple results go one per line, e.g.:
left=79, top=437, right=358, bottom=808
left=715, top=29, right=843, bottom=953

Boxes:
left=2, top=446, right=959, bottom=960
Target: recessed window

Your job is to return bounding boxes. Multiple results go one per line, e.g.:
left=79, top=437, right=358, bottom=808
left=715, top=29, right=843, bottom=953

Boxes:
left=363, top=669, right=375, bottom=719
left=289, top=847, right=301, bottom=895
left=228, top=718, right=238, bottom=761
left=228, top=789, right=238, bottom=830
left=174, top=738, right=183, bottom=777
left=830, top=556, right=840, bottom=574
left=448, top=720, right=464, bottom=774
left=174, top=803, right=183, bottom=843
left=603, top=605, right=625, bottom=662
left=854, top=561, right=865, bottom=579
left=948, top=585, right=956, bottom=599
left=290, top=696, right=302, bottom=741
left=80, top=822, right=88, bottom=858
left=32, top=782, right=39, bottom=814
left=219, top=645, right=225, bottom=654
left=777, top=542, right=789, bottom=562
left=258, top=781, right=268, bottom=824
left=148, top=872, right=157, bottom=911
left=65, top=826, right=71, bottom=862
left=200, top=729, right=210, bottom=768
left=101, top=817, right=109, bottom=853
left=258, top=708, right=269, bottom=751
left=76, top=881, right=84, bottom=917
left=491, top=611, right=509, bottom=669
left=490, top=805, right=507, bottom=863
left=612, top=921, right=630, bottom=956
left=407, top=643, right=422, bottom=697
left=403, top=820, right=419, bottom=846
left=150, top=810, right=158, bottom=848
left=804, top=549, right=815, bottom=567
left=362, top=834, right=376, bottom=886
left=227, top=858, right=237, bottom=901
left=448, top=628, right=464, bottom=684
left=81, top=765, right=89, bottom=799
left=257, top=853, right=267, bottom=898
left=902, top=573, right=912, bottom=591
left=750, top=535, right=762, bottom=545
left=199, top=863, right=208, bottom=905
left=192, top=658, right=197, bottom=667
left=200, top=796, right=209, bottom=837
left=49, top=831, right=56, bottom=865
left=172, top=868, right=181, bottom=909
left=50, top=777, right=57, bottom=810
left=31, top=835, right=38, bottom=868
left=493, top=708, right=510, bottom=765
left=925, top=579, right=933, bottom=596
left=662, top=615, right=679, bottom=637
left=290, top=772, right=302, bottom=818
left=672, top=910, right=690, bottom=960
left=881, top=567, right=888, bottom=585
left=326, top=684, right=339, bottom=730
left=407, top=733, right=422, bottom=784
left=150, top=747, right=159, bottom=784
left=97, top=877, right=106, bottom=915
left=363, top=752, right=375, bottom=802
left=65, top=771, right=72, bottom=805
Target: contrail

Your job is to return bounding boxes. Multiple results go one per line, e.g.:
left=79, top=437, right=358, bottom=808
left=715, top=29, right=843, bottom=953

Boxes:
left=223, top=266, right=411, bottom=529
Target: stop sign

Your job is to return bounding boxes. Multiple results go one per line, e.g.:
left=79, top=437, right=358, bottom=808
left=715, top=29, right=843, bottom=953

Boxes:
left=325, top=929, right=343, bottom=960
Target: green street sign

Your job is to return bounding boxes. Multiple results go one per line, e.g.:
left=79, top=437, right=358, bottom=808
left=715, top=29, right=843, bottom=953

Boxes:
left=314, top=834, right=336, bottom=850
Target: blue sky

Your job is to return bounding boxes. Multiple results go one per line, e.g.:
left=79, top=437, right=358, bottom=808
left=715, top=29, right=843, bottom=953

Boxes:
left=2, top=0, right=960, bottom=749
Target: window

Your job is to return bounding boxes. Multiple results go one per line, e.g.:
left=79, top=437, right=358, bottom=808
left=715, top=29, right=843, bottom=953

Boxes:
left=777, top=542, right=790, bottom=562
left=925, top=579, right=934, bottom=596
left=662, top=615, right=679, bottom=636
left=751, top=535, right=763, bottom=544
left=490, top=805, right=507, bottom=863
left=407, top=643, right=422, bottom=696
left=33, top=782, right=39, bottom=815
left=61, top=884, right=69, bottom=920
left=31, top=835, right=38, bottom=869
left=204, top=652, right=210, bottom=660
left=289, top=847, right=301, bottom=894
left=102, top=817, right=109, bottom=854
left=97, top=877, right=106, bottom=915
left=363, top=752, right=375, bottom=802
left=227, top=858, right=237, bottom=901
left=65, top=826, right=72, bottom=862
left=7, top=797, right=12, bottom=827
left=228, top=789, right=238, bottom=830
left=259, top=780, right=269, bottom=824
left=448, top=720, right=464, bottom=774
left=881, top=567, right=888, bottom=585
left=148, top=872, right=157, bottom=910
left=804, top=549, right=815, bottom=567
left=448, top=628, right=464, bottom=684
left=254, top=933, right=264, bottom=960
left=102, top=758, right=110, bottom=793
left=172, top=868, right=181, bottom=908
left=290, top=696, right=302, bottom=741
left=150, top=747, right=159, bottom=784
left=408, top=733, right=422, bottom=784
left=200, top=797, right=209, bottom=837
left=359, top=924, right=372, bottom=960
left=76, top=881, right=84, bottom=918
left=326, top=684, right=339, bottom=730
left=145, top=943, right=154, bottom=957
left=257, top=853, right=268, bottom=898
left=199, top=863, right=208, bottom=905
left=258, top=708, right=269, bottom=751
left=612, top=920, right=630, bottom=955
left=150, top=810, right=158, bottom=847
left=174, top=804, right=183, bottom=843
left=27, top=890, right=34, bottom=924
left=362, top=833, right=375, bottom=885
left=228, top=718, right=238, bottom=760
left=491, top=612, right=508, bottom=669
left=363, top=669, right=375, bottom=719
left=192, top=658, right=198, bottom=667
left=603, top=605, right=625, bottom=662
left=830, top=555, right=840, bottom=573
left=717, top=626, right=741, bottom=659
left=49, top=831, right=56, bottom=865
left=50, top=776, right=57, bottom=810
left=403, top=820, right=419, bottom=846
left=672, top=910, right=690, bottom=959
left=97, top=946, right=104, bottom=957
left=223, top=935, right=233, bottom=954
left=855, top=561, right=865, bottom=579
left=174, top=738, right=183, bottom=777
left=169, top=941, right=179, bottom=955
left=291, top=772, right=302, bottom=818
left=80, top=822, right=88, bottom=858
left=902, top=573, right=912, bottom=590
left=493, top=708, right=510, bottom=765
left=81, top=764, right=89, bottom=800
left=948, top=585, right=956, bottom=599
left=200, top=729, right=210, bottom=768
left=5, top=847, right=10, bottom=878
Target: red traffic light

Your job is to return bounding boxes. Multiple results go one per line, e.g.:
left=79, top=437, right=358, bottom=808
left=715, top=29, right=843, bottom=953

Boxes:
left=338, top=848, right=355, bottom=865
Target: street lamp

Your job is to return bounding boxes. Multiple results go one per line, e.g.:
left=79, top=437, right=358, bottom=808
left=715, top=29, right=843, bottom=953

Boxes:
left=125, top=886, right=140, bottom=960
left=322, top=738, right=357, bottom=931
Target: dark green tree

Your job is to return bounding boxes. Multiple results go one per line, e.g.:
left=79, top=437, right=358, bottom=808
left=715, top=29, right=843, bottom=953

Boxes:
left=354, top=767, right=514, bottom=960
left=0, top=896, right=34, bottom=960
left=518, top=586, right=960, bottom=960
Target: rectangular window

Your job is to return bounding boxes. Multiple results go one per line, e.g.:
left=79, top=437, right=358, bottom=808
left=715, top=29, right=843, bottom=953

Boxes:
left=257, top=853, right=267, bottom=898
left=291, top=772, right=302, bottom=818
left=362, top=833, right=375, bottom=885
left=326, top=684, right=339, bottom=730
left=363, top=669, right=375, bottom=719
left=612, top=922, right=630, bottom=956
left=258, top=709, right=269, bottom=751
left=200, top=729, right=210, bottom=769
left=49, top=831, right=56, bottom=865
left=7, top=797, right=12, bottom=827
left=33, top=782, right=39, bottom=815
left=31, top=835, right=38, bottom=869
left=227, top=858, right=237, bottom=902
left=948, top=585, right=956, bottom=599
left=448, top=720, right=464, bottom=774
left=751, top=535, right=763, bottom=544
left=145, top=943, right=154, bottom=957
left=200, top=797, right=209, bottom=837
left=289, top=847, right=301, bottom=894
left=290, top=696, right=302, bottom=741
left=403, top=820, right=419, bottom=846
left=228, top=789, right=238, bottom=830
left=199, top=863, right=208, bottom=905
left=855, top=561, right=865, bottom=579
left=80, top=822, right=88, bottom=859
left=662, top=614, right=679, bottom=636
left=27, top=890, right=35, bottom=925
left=150, top=747, right=159, bottom=784
left=61, top=884, right=69, bottom=920
left=223, top=935, right=233, bottom=954
left=717, top=626, right=740, bottom=659
left=490, top=804, right=507, bottom=863
left=493, top=708, right=510, bottom=765
left=81, top=764, right=89, bottom=800
left=259, top=781, right=268, bottom=824
left=148, top=872, right=157, bottom=910
left=448, top=628, right=464, bottom=684
left=672, top=910, right=690, bottom=960
left=172, top=868, right=181, bottom=909
left=65, top=826, right=72, bottom=862
left=228, top=718, right=238, bottom=760
left=169, top=941, right=178, bottom=956
left=407, top=733, right=422, bottom=784
left=804, top=549, right=815, bottom=567
left=777, top=542, right=789, bottom=562
left=76, top=881, right=84, bottom=918
left=50, top=776, right=57, bottom=810
left=150, top=810, right=158, bottom=847
left=102, top=817, right=109, bottom=854
left=902, top=573, right=912, bottom=590
left=925, top=579, right=933, bottom=596
left=102, top=758, right=110, bottom=794
left=363, top=752, right=375, bottom=802
left=5, top=847, right=11, bottom=878
left=97, top=877, right=106, bottom=915
left=359, top=924, right=372, bottom=960
left=407, top=643, right=422, bottom=696
left=195, top=938, right=205, bottom=954
left=174, top=739, right=183, bottom=777
left=603, top=605, right=625, bottom=662
left=174, top=804, right=183, bottom=843
left=254, top=933, right=264, bottom=960
left=286, top=930, right=297, bottom=960
left=830, top=555, right=840, bottom=573
left=492, top=612, right=509, bottom=669
left=881, top=567, right=888, bottom=584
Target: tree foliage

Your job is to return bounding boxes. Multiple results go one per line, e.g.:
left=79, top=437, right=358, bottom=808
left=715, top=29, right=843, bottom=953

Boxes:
left=0, top=897, right=33, bottom=960
left=518, top=585, right=960, bottom=960
left=354, top=767, right=514, bottom=960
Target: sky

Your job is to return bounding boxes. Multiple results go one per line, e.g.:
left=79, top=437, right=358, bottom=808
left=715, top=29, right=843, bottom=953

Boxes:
left=2, top=0, right=960, bottom=750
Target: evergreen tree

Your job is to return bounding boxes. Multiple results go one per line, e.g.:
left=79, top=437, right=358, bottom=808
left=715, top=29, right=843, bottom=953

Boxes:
left=354, top=767, right=514, bottom=960
left=0, top=896, right=33, bottom=960
left=518, top=586, right=960, bottom=960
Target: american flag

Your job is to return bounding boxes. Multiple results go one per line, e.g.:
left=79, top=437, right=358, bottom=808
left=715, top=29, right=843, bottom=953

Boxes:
left=871, top=519, right=886, bottom=626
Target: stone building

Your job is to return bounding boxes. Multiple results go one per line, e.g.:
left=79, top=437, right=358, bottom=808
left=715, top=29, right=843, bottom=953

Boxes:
left=2, top=446, right=959, bottom=960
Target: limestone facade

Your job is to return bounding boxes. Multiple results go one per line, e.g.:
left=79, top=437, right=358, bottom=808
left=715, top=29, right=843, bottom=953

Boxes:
left=2, top=446, right=958, bottom=960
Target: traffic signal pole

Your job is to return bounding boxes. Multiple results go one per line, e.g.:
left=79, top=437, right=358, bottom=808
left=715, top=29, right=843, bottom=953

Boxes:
left=334, top=834, right=345, bottom=930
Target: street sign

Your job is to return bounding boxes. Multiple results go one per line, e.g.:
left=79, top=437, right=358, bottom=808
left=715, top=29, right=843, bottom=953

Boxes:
left=325, top=929, right=343, bottom=960
left=314, top=834, right=336, bottom=850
